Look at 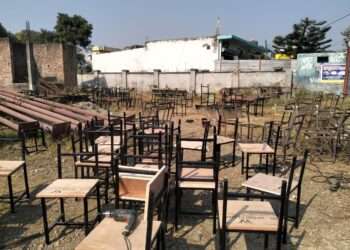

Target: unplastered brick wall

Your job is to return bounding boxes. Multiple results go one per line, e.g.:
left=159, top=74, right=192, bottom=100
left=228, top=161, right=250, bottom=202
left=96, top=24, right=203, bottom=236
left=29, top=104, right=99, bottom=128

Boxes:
left=33, top=43, right=65, bottom=83
left=0, top=38, right=14, bottom=86
left=0, top=39, right=77, bottom=89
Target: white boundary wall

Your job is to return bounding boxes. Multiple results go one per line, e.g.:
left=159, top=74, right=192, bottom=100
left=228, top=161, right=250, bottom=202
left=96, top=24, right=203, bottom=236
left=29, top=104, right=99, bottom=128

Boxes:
left=78, top=69, right=291, bottom=93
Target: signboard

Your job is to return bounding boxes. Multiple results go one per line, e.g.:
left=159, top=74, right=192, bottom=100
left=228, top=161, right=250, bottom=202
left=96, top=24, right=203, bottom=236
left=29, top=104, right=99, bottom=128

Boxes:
left=320, top=64, right=345, bottom=83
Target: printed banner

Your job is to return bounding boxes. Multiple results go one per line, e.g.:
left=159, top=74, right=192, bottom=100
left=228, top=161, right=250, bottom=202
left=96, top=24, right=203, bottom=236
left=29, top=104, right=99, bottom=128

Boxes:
left=320, top=64, right=345, bottom=84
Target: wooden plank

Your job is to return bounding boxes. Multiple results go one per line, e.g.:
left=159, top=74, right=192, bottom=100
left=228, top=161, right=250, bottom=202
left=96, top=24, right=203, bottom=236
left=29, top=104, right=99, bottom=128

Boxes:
left=238, top=143, right=274, bottom=154
left=218, top=200, right=278, bottom=232
left=0, top=161, right=24, bottom=176
left=36, top=179, right=98, bottom=198
left=75, top=218, right=161, bottom=250
left=242, top=173, right=297, bottom=196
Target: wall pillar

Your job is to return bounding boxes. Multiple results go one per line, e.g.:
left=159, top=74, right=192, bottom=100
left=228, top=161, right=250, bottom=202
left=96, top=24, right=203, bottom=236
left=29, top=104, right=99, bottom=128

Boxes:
left=153, top=69, right=161, bottom=88
left=122, top=70, right=129, bottom=88
left=94, top=70, right=100, bottom=87
left=190, top=69, right=198, bottom=94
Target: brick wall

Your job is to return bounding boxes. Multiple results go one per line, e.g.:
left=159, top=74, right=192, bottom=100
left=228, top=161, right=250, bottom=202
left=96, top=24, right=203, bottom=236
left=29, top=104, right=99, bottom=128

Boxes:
left=0, top=38, right=14, bottom=86
left=33, top=43, right=65, bottom=83
left=32, top=43, right=77, bottom=89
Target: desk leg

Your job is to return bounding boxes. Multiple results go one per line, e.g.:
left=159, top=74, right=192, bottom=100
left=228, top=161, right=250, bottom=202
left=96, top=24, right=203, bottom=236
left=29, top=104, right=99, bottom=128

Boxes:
left=7, top=176, right=15, bottom=213
left=265, top=154, right=269, bottom=174
left=23, top=163, right=30, bottom=198
left=96, top=183, right=101, bottom=221
left=41, top=198, right=50, bottom=244
left=83, top=198, right=89, bottom=235
left=241, top=152, right=244, bottom=174
left=59, top=198, right=65, bottom=222
left=245, top=153, right=250, bottom=180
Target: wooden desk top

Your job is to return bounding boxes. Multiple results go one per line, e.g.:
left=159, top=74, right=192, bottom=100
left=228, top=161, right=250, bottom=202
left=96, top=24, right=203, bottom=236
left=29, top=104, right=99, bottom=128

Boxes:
left=36, top=179, right=99, bottom=198
left=238, top=143, right=274, bottom=154
left=218, top=199, right=278, bottom=232
left=180, top=141, right=202, bottom=150
left=0, top=160, right=25, bottom=176
left=75, top=218, right=161, bottom=250
left=242, top=173, right=297, bottom=196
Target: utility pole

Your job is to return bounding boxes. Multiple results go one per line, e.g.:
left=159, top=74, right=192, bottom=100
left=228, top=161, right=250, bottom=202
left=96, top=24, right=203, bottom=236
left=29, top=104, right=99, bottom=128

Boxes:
left=26, top=21, right=36, bottom=94
left=344, top=41, right=350, bottom=96
left=215, top=17, right=221, bottom=36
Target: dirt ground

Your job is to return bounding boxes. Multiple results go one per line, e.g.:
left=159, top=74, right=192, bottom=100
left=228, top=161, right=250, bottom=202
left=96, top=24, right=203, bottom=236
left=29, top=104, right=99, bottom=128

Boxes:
left=0, top=103, right=349, bottom=250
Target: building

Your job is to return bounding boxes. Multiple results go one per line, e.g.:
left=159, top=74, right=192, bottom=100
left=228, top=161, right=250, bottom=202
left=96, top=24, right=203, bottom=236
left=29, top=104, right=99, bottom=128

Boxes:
left=92, top=34, right=266, bottom=72
left=295, top=52, right=346, bottom=94
left=0, top=37, right=77, bottom=90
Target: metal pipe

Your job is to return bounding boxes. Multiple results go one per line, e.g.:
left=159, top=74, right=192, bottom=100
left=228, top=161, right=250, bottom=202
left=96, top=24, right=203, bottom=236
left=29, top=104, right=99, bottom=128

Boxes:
left=0, top=91, right=89, bottom=122
left=0, top=89, right=106, bottom=120
left=0, top=94, right=79, bottom=125
left=0, top=104, right=52, bottom=131
left=0, top=101, right=71, bottom=128
left=0, top=116, right=19, bottom=131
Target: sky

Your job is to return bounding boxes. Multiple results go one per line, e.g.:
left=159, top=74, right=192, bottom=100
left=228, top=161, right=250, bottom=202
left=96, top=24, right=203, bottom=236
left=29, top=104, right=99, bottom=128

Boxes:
left=1, top=0, right=350, bottom=51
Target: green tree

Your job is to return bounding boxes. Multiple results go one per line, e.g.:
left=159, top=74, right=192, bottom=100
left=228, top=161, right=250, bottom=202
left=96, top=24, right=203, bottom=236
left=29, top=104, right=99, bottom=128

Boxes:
left=0, top=22, right=17, bottom=41
left=0, top=22, right=8, bottom=37
left=15, top=29, right=57, bottom=43
left=54, top=13, right=93, bottom=48
left=273, top=17, right=332, bottom=58
left=342, top=25, right=350, bottom=44
left=39, top=29, right=58, bottom=43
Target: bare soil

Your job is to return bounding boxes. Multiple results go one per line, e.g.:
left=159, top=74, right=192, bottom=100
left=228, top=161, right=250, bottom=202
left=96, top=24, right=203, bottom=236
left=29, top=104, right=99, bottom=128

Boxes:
left=0, top=104, right=349, bottom=250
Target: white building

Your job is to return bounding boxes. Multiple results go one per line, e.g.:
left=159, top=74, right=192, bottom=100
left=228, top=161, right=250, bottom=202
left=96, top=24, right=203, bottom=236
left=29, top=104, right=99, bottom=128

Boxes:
left=92, top=35, right=265, bottom=72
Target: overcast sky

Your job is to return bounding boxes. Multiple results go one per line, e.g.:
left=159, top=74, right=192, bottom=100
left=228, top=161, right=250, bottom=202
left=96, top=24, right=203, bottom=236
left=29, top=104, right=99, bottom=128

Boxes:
left=1, top=0, right=349, bottom=50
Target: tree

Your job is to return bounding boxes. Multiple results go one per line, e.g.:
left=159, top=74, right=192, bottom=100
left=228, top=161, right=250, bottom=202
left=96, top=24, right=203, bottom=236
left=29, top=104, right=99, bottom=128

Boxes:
left=54, top=13, right=93, bottom=48
left=273, top=17, right=332, bottom=58
left=341, top=25, right=350, bottom=45
left=0, top=22, right=16, bottom=41
left=0, top=22, right=8, bottom=37
left=15, top=29, right=58, bottom=43
left=39, top=29, right=58, bottom=43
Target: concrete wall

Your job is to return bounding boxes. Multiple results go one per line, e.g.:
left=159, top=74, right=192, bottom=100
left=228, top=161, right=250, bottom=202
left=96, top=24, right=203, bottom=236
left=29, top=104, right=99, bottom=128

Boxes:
left=0, top=38, right=14, bottom=86
left=78, top=69, right=290, bottom=93
left=92, top=37, right=218, bottom=72
left=295, top=52, right=346, bottom=94
left=215, top=59, right=292, bottom=72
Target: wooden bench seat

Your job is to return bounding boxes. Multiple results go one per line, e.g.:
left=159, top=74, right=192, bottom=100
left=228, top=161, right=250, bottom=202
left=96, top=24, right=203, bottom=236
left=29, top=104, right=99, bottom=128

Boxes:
left=143, top=128, right=166, bottom=134
left=209, top=135, right=235, bottom=145
left=238, top=143, right=274, bottom=154
left=218, top=200, right=278, bottom=232
left=95, top=136, right=121, bottom=145
left=119, top=164, right=159, bottom=173
left=36, top=179, right=99, bottom=198
left=179, top=168, right=215, bottom=189
left=242, top=173, right=298, bottom=196
left=75, top=217, right=161, bottom=250
left=118, top=166, right=167, bottom=202
left=180, top=141, right=203, bottom=150
left=0, top=160, right=25, bottom=176
left=74, top=155, right=112, bottom=168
